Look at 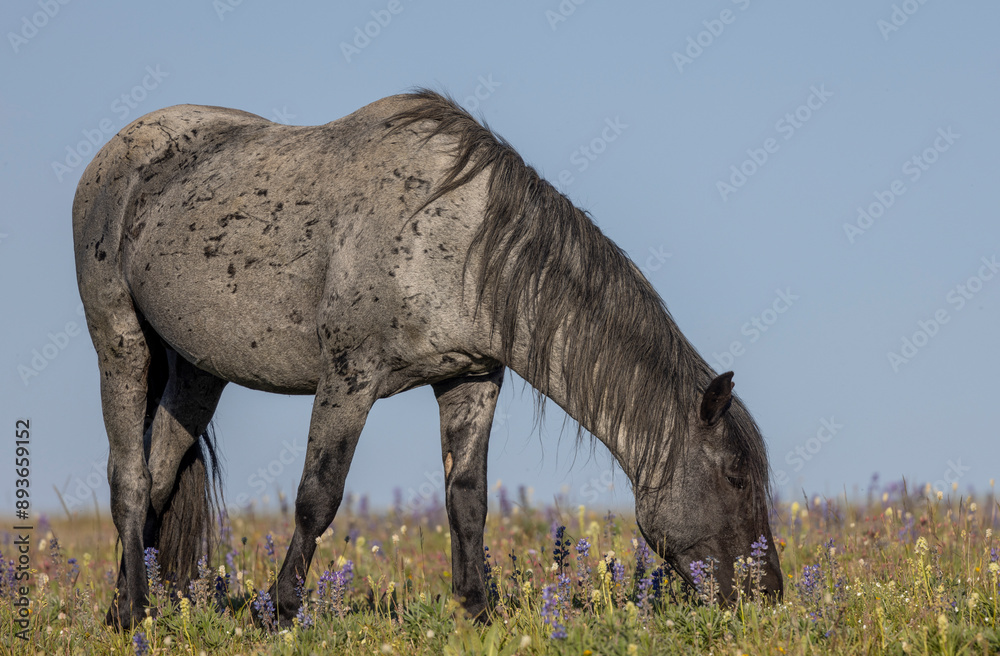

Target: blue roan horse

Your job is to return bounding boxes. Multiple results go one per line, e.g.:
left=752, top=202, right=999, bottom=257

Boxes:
left=73, top=89, right=783, bottom=628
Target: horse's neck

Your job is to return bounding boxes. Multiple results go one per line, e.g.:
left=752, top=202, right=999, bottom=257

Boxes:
left=494, top=303, right=662, bottom=486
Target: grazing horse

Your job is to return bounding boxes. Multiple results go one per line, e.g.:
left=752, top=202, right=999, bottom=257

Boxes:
left=73, top=89, right=783, bottom=628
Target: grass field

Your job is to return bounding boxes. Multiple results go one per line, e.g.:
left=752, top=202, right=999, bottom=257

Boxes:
left=2, top=482, right=999, bottom=655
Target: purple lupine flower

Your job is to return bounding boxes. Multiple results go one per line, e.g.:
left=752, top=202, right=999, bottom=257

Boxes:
left=498, top=485, right=512, bottom=516
left=253, top=589, right=276, bottom=630
left=295, top=602, right=314, bottom=629
left=575, top=538, right=591, bottom=590
left=649, top=564, right=671, bottom=604
left=540, top=583, right=567, bottom=639
left=796, top=564, right=823, bottom=605
left=689, top=558, right=718, bottom=603
left=483, top=546, right=498, bottom=603
left=750, top=535, right=768, bottom=561
left=144, top=547, right=166, bottom=597
left=317, top=559, right=354, bottom=617
left=557, top=572, right=571, bottom=613
left=690, top=560, right=707, bottom=590
left=132, top=631, right=150, bottom=656
left=1, top=552, right=18, bottom=600
left=612, top=558, right=625, bottom=585
left=551, top=525, right=569, bottom=571
left=634, top=537, right=654, bottom=609
left=264, top=533, right=276, bottom=564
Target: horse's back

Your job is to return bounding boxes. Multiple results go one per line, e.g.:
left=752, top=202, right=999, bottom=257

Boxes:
left=74, top=96, right=488, bottom=395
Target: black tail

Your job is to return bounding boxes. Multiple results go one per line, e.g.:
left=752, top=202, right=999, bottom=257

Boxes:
left=157, top=425, right=224, bottom=589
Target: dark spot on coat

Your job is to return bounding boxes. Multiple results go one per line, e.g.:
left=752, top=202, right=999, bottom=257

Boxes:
left=256, top=188, right=267, bottom=196
left=250, top=341, right=257, bottom=348
left=290, top=309, right=303, bottom=324
left=227, top=263, right=236, bottom=276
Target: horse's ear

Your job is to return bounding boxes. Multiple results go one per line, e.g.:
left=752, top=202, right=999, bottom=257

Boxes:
left=700, top=372, right=734, bottom=426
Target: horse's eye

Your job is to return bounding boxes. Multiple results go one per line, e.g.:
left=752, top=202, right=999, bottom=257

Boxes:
left=726, top=475, right=746, bottom=490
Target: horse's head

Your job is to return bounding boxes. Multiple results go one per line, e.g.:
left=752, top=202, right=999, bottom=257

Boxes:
left=634, top=371, right=783, bottom=604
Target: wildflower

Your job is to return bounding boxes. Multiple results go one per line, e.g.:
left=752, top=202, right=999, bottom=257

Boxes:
left=144, top=548, right=166, bottom=598
left=265, top=533, right=276, bottom=563
left=253, top=589, right=276, bottom=631
left=915, top=537, right=929, bottom=556
left=540, top=583, right=567, bottom=639
left=372, top=545, right=380, bottom=555
left=132, top=632, right=150, bottom=656
left=179, top=597, right=191, bottom=623
left=519, top=635, right=531, bottom=649
left=689, top=559, right=718, bottom=604
left=551, top=525, right=569, bottom=571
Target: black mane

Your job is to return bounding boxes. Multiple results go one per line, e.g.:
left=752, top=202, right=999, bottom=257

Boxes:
left=386, top=89, right=770, bottom=510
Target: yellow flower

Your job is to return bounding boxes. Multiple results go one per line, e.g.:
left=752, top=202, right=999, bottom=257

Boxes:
left=915, top=537, right=929, bottom=556
left=179, top=597, right=191, bottom=623
left=627, top=644, right=638, bottom=655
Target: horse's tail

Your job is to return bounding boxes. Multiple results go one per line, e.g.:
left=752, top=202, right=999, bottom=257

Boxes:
left=157, top=424, right=224, bottom=589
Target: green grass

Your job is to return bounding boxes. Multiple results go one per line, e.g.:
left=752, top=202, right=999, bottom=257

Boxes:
left=2, top=483, right=999, bottom=655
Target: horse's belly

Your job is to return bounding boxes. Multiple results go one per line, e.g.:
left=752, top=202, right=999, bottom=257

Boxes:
left=125, top=231, right=325, bottom=394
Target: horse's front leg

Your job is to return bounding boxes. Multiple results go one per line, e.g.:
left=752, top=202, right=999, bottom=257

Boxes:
left=432, top=368, right=505, bottom=622
left=266, top=373, right=374, bottom=627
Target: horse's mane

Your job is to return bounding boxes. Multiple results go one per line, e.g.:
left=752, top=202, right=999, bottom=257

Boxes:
left=385, top=89, right=770, bottom=510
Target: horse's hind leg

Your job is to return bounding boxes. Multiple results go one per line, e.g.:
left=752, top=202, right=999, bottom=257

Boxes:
left=82, top=291, right=154, bottom=629
left=144, top=349, right=227, bottom=590
left=432, top=368, right=505, bottom=621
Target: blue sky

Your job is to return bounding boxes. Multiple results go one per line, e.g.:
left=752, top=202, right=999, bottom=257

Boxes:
left=2, top=0, right=998, bottom=516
